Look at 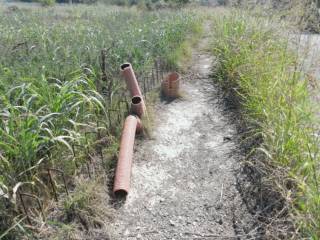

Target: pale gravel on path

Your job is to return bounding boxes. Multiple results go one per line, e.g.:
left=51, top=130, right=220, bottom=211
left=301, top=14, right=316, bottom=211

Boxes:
left=111, top=25, right=259, bottom=240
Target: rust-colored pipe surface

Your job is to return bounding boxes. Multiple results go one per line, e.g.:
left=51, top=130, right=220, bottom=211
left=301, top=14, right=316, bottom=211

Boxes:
left=130, top=95, right=144, bottom=118
left=161, top=72, right=180, bottom=98
left=120, top=63, right=143, bottom=97
left=113, top=115, right=142, bottom=197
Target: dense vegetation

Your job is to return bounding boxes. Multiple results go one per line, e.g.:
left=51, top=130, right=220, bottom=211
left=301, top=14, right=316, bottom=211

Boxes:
left=211, top=11, right=320, bottom=238
left=0, top=6, right=202, bottom=238
left=222, top=0, right=320, bottom=33
left=1, top=2, right=319, bottom=239
left=17, top=0, right=191, bottom=8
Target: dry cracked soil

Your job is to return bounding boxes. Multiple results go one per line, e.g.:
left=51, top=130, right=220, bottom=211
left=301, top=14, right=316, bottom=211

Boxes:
left=110, top=25, right=260, bottom=240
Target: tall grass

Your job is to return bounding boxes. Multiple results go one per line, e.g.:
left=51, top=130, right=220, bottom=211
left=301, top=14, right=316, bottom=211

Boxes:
left=211, top=11, right=320, bottom=238
left=0, top=5, right=202, bottom=239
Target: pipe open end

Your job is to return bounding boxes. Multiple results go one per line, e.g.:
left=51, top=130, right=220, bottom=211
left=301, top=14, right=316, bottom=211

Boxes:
left=114, top=189, right=128, bottom=199
left=161, top=72, right=180, bottom=99
left=167, top=72, right=179, bottom=82
left=120, top=63, right=131, bottom=70
left=131, top=96, right=142, bottom=105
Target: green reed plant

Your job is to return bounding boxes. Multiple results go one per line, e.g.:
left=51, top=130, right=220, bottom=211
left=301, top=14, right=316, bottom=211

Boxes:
left=211, top=10, right=320, bottom=238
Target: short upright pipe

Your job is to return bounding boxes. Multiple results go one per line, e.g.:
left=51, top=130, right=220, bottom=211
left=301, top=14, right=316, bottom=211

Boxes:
left=161, top=72, right=180, bottom=98
left=113, top=115, right=141, bottom=197
left=120, top=63, right=143, bottom=97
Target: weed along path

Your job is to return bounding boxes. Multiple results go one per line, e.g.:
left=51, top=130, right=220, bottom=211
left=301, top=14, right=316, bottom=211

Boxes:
left=111, top=25, right=258, bottom=239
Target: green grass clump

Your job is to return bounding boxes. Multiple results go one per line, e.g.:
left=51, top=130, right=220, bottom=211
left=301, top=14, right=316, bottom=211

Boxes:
left=0, top=5, right=202, bottom=239
left=211, top=11, right=320, bottom=238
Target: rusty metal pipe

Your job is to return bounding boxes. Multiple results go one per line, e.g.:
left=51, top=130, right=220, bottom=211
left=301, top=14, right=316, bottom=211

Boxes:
left=161, top=72, right=180, bottom=98
left=120, top=63, right=143, bottom=97
left=113, top=115, right=142, bottom=197
left=130, top=95, right=144, bottom=118
left=121, top=63, right=146, bottom=116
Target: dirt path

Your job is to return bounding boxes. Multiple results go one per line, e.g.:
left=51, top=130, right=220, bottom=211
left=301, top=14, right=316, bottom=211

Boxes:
left=111, top=24, right=258, bottom=240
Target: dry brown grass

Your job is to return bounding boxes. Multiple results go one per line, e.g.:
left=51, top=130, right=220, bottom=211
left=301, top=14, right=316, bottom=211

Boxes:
left=35, top=175, right=115, bottom=240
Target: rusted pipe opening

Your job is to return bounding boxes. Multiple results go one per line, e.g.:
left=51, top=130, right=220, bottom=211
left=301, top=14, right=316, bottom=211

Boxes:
left=114, top=189, right=128, bottom=199
left=167, top=72, right=179, bottom=82
left=120, top=63, right=130, bottom=70
left=132, top=96, right=142, bottom=104
left=130, top=96, right=144, bottom=118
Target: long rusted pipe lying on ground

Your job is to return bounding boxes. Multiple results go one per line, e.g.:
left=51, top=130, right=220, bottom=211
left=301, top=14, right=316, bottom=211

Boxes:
left=113, top=115, right=142, bottom=197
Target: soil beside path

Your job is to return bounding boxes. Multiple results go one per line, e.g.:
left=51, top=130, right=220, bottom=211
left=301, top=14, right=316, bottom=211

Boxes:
left=111, top=23, right=260, bottom=240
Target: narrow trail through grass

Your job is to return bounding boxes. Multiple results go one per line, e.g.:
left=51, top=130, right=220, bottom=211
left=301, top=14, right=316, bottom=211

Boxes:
left=110, top=22, right=260, bottom=239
